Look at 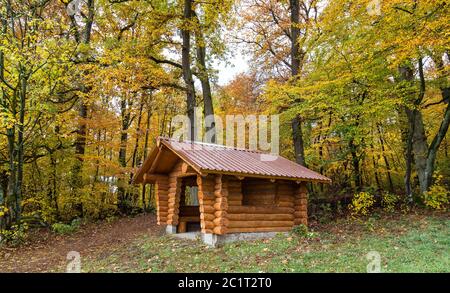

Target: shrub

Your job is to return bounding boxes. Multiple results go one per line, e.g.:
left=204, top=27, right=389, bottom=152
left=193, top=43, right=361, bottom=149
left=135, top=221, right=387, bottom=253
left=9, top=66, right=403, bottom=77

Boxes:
left=348, top=192, right=375, bottom=217
left=381, top=192, right=399, bottom=212
left=51, top=218, right=81, bottom=235
left=312, top=202, right=334, bottom=224
left=0, top=223, right=28, bottom=246
left=71, top=218, right=82, bottom=228
left=423, top=175, right=449, bottom=210
left=0, top=205, right=8, bottom=217
left=51, top=223, right=75, bottom=234
left=291, top=224, right=308, bottom=237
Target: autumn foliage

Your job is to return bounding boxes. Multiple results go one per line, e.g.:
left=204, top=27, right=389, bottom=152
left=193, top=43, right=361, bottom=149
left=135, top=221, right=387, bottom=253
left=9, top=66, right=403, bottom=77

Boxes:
left=0, top=0, right=449, bottom=241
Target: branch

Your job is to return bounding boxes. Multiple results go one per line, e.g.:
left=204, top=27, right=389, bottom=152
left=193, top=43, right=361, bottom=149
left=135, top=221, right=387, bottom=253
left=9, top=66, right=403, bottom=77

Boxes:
left=118, top=13, right=139, bottom=41
left=149, top=56, right=200, bottom=77
left=268, top=4, right=291, bottom=40
left=423, top=97, right=449, bottom=109
left=149, top=56, right=182, bottom=69
left=393, top=6, right=414, bottom=15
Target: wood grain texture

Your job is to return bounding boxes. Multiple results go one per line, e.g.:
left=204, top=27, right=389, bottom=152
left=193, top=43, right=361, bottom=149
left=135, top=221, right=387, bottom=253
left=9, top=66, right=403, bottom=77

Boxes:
left=293, top=182, right=308, bottom=226
left=155, top=175, right=169, bottom=224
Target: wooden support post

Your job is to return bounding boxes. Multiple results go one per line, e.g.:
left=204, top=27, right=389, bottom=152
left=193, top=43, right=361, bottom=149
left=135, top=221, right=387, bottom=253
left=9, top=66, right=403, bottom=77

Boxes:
left=155, top=176, right=169, bottom=225
left=293, top=182, right=308, bottom=226
left=178, top=221, right=187, bottom=233
left=167, top=175, right=181, bottom=226
left=213, top=174, right=229, bottom=235
left=197, top=175, right=215, bottom=234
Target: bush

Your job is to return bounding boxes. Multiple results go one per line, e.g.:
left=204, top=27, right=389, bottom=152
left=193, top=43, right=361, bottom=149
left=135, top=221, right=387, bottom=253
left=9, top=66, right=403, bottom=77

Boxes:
left=381, top=192, right=399, bottom=212
left=0, top=205, right=8, bottom=218
left=348, top=191, right=375, bottom=217
left=51, top=218, right=81, bottom=234
left=423, top=175, right=449, bottom=210
left=317, top=203, right=334, bottom=223
left=0, top=223, right=28, bottom=246
left=291, top=224, right=308, bottom=237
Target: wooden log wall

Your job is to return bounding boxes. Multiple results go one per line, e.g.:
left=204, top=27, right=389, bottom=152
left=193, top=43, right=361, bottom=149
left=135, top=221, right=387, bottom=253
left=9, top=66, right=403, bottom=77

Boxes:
left=242, top=179, right=276, bottom=206
left=293, top=182, right=308, bottom=226
left=160, top=162, right=308, bottom=234
left=276, top=181, right=295, bottom=208
left=227, top=177, right=243, bottom=207
left=226, top=179, right=297, bottom=233
left=155, top=176, right=169, bottom=225
left=226, top=205, right=294, bottom=233
left=166, top=161, right=183, bottom=226
left=197, top=175, right=215, bottom=234
left=212, top=175, right=229, bottom=235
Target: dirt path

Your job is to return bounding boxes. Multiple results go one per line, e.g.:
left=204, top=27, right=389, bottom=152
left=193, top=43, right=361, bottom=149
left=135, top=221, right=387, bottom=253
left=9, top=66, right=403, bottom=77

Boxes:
left=0, top=214, right=163, bottom=272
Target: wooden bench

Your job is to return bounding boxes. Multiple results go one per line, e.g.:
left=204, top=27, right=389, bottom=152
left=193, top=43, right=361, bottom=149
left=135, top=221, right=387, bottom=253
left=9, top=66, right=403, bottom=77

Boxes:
left=178, top=206, right=200, bottom=233
left=178, top=216, right=200, bottom=233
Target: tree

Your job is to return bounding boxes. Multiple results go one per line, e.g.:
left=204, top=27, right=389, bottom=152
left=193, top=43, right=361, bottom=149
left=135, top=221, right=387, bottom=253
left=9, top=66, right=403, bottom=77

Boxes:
left=67, top=0, right=96, bottom=217
left=1, top=0, right=77, bottom=225
left=236, top=0, right=320, bottom=165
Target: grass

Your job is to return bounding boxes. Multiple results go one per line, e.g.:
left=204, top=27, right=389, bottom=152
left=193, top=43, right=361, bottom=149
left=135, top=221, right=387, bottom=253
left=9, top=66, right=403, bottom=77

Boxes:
left=82, top=211, right=449, bottom=273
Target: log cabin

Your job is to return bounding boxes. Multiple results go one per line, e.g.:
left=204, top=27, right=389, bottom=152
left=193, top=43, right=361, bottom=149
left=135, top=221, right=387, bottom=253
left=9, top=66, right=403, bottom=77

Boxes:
left=133, top=137, right=331, bottom=246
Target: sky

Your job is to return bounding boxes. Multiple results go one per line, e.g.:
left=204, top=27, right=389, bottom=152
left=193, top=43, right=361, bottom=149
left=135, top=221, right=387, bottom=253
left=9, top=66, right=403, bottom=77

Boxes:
left=163, top=43, right=249, bottom=87
left=214, top=48, right=249, bottom=86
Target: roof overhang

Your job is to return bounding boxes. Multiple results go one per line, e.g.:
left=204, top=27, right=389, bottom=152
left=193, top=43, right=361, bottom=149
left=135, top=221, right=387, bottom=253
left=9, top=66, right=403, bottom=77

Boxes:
left=133, top=137, right=332, bottom=185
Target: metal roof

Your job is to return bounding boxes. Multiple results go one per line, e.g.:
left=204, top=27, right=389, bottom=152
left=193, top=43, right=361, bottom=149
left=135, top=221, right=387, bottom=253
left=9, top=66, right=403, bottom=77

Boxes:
left=134, top=137, right=331, bottom=183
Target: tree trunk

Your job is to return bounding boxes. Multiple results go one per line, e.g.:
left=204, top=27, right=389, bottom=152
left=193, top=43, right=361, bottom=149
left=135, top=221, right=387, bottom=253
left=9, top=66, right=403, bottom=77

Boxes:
left=14, top=73, right=27, bottom=222
left=2, top=5, right=15, bottom=226
left=118, top=97, right=131, bottom=213
left=398, top=58, right=448, bottom=196
left=398, top=64, right=418, bottom=201
left=377, top=124, right=394, bottom=192
left=292, top=115, right=306, bottom=166
left=49, top=152, right=60, bottom=221
left=371, top=144, right=381, bottom=190
left=142, top=98, right=152, bottom=161
left=403, top=107, right=414, bottom=201
left=424, top=90, right=450, bottom=190
left=193, top=12, right=215, bottom=143
left=349, top=138, right=361, bottom=191
left=399, top=58, right=448, bottom=195
left=71, top=101, right=87, bottom=216
left=290, top=0, right=306, bottom=166
left=182, top=0, right=196, bottom=141
left=0, top=171, right=7, bottom=230
left=131, top=95, right=145, bottom=170
left=424, top=53, right=450, bottom=191
left=71, top=0, right=95, bottom=217
left=6, top=115, right=16, bottom=226
left=409, top=109, right=428, bottom=194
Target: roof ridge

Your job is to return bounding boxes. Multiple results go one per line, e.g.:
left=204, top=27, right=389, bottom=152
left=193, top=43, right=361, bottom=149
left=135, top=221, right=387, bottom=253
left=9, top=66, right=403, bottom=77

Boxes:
left=158, top=136, right=267, bottom=154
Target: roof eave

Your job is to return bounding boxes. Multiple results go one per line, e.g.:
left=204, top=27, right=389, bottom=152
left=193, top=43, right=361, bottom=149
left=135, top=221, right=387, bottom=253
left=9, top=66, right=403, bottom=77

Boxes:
left=202, top=169, right=332, bottom=183
left=132, top=143, right=160, bottom=184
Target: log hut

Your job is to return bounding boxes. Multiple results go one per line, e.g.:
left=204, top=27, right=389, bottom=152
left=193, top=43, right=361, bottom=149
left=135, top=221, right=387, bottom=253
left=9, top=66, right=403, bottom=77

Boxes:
left=133, top=137, right=331, bottom=246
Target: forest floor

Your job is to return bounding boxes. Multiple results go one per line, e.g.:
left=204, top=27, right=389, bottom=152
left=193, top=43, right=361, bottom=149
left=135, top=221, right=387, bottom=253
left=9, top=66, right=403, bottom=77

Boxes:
left=0, top=214, right=164, bottom=272
left=0, top=210, right=448, bottom=272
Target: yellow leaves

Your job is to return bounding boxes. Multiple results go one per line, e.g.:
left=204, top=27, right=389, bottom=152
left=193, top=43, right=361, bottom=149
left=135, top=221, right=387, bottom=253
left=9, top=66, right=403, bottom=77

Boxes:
left=0, top=205, right=8, bottom=218
left=348, top=192, right=376, bottom=218
left=423, top=173, right=449, bottom=210
left=0, top=112, right=17, bottom=129
left=381, top=192, right=399, bottom=213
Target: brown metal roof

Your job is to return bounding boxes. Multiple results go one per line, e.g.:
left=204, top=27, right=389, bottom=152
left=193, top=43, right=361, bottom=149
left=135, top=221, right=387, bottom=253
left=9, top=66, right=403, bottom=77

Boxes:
left=134, top=137, right=331, bottom=184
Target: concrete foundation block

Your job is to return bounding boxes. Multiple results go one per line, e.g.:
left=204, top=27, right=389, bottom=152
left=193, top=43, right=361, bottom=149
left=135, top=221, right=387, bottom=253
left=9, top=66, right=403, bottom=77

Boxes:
left=201, top=231, right=288, bottom=248
left=201, top=233, right=219, bottom=247
left=165, top=225, right=177, bottom=234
